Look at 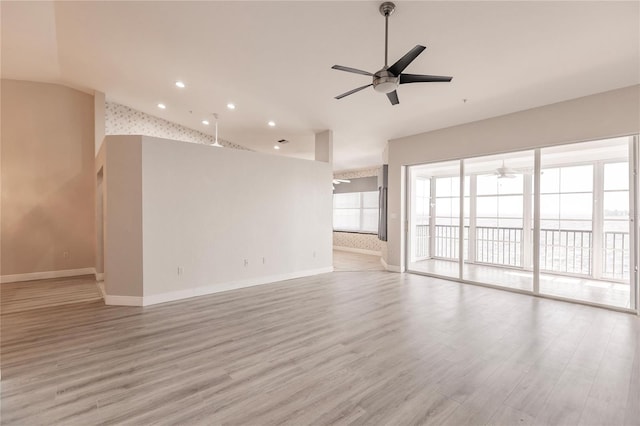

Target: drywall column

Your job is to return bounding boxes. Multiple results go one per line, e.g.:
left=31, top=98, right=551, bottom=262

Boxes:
left=94, top=91, right=105, bottom=155
left=95, top=91, right=106, bottom=281
left=315, top=130, right=333, bottom=164
left=103, top=136, right=144, bottom=302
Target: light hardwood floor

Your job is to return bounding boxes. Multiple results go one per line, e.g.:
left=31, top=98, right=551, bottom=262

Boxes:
left=333, top=250, right=385, bottom=272
left=1, top=269, right=639, bottom=425
left=0, top=275, right=102, bottom=315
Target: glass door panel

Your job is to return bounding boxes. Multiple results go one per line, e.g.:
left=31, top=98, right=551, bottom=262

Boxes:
left=408, top=160, right=461, bottom=279
left=539, top=137, right=633, bottom=308
left=462, top=151, right=534, bottom=290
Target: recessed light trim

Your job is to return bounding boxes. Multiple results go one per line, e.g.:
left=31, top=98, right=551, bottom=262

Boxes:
left=268, top=121, right=276, bottom=127
left=157, top=103, right=166, bottom=109
left=175, top=81, right=186, bottom=88
left=227, top=103, right=236, bottom=110
left=274, top=145, right=280, bottom=150
left=202, top=120, right=209, bottom=125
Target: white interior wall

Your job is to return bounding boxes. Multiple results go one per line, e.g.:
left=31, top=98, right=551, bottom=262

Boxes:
left=141, top=136, right=333, bottom=301
left=386, top=84, right=640, bottom=270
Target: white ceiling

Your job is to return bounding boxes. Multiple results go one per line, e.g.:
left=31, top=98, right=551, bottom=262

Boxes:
left=2, top=1, right=639, bottom=170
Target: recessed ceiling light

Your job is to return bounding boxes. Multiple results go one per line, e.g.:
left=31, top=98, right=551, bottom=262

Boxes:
left=202, top=120, right=209, bottom=125
left=175, top=81, right=185, bottom=88
left=268, top=121, right=276, bottom=127
left=227, top=103, right=236, bottom=110
left=274, top=145, right=280, bottom=150
left=157, top=103, right=166, bottom=109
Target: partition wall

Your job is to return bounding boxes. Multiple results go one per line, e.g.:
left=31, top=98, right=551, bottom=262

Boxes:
left=407, top=136, right=638, bottom=311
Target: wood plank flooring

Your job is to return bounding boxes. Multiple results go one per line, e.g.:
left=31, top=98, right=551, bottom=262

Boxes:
left=1, top=275, right=102, bottom=315
left=1, top=268, right=639, bottom=425
left=333, top=250, right=385, bottom=272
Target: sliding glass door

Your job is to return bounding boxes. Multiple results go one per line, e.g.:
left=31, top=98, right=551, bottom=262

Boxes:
left=539, top=137, right=633, bottom=308
left=462, top=151, right=534, bottom=291
left=406, top=136, right=638, bottom=311
left=408, top=160, right=461, bottom=280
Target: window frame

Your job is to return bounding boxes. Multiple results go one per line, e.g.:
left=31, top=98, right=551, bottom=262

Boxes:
left=333, top=191, right=379, bottom=234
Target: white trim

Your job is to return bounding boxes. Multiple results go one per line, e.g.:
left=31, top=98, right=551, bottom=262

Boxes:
left=459, top=160, right=465, bottom=279
left=104, top=295, right=143, bottom=306
left=95, top=272, right=104, bottom=281
left=102, top=266, right=334, bottom=307
left=533, top=149, right=541, bottom=294
left=380, top=256, right=389, bottom=270
left=96, top=281, right=106, bottom=300
left=382, top=258, right=402, bottom=273
left=333, top=246, right=381, bottom=256
left=1, top=268, right=96, bottom=284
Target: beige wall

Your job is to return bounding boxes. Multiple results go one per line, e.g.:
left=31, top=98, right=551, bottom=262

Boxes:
left=1, top=79, right=95, bottom=276
left=386, top=84, right=640, bottom=269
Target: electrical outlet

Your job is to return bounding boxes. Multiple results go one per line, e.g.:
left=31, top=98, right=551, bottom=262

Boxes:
left=313, top=251, right=316, bottom=258
left=244, top=259, right=249, bottom=267
left=177, top=266, right=184, bottom=276
left=63, top=250, right=70, bottom=259
left=262, top=257, right=266, bottom=264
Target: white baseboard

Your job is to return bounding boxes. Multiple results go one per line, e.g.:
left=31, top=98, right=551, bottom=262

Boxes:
left=104, top=266, right=334, bottom=307
left=1, top=267, right=96, bottom=284
left=380, top=257, right=389, bottom=270
left=380, top=258, right=402, bottom=273
left=333, top=246, right=381, bottom=256
left=105, top=294, right=143, bottom=306
left=96, top=281, right=106, bottom=300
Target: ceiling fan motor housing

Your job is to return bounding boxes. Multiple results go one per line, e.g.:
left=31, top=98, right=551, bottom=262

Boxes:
left=373, top=69, right=399, bottom=93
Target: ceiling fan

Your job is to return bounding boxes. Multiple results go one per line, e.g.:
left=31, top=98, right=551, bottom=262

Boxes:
left=332, top=2, right=452, bottom=105
left=487, top=161, right=521, bottom=179
left=332, top=179, right=350, bottom=190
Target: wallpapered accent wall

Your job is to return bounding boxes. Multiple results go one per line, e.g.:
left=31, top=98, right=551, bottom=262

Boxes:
left=333, top=166, right=386, bottom=255
left=105, top=102, right=251, bottom=151
left=334, top=167, right=382, bottom=180
left=333, top=232, right=385, bottom=253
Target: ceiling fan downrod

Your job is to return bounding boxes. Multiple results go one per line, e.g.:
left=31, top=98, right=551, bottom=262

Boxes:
left=380, top=2, right=395, bottom=67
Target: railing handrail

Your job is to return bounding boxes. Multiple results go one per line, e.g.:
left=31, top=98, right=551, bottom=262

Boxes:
left=423, top=224, right=628, bottom=235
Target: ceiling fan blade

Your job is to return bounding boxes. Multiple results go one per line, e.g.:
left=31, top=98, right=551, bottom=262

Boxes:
left=387, top=45, right=426, bottom=76
left=335, top=84, right=372, bottom=100
left=387, top=90, right=399, bottom=105
left=331, top=65, right=374, bottom=76
left=400, top=74, right=453, bottom=84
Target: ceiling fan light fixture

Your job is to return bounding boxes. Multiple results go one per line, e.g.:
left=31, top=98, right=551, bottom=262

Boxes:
left=373, top=72, right=399, bottom=93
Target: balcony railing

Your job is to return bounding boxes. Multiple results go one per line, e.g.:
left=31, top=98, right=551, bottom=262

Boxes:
left=603, top=231, right=630, bottom=280
left=476, top=226, right=522, bottom=267
left=540, top=229, right=591, bottom=275
left=414, top=224, right=629, bottom=281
